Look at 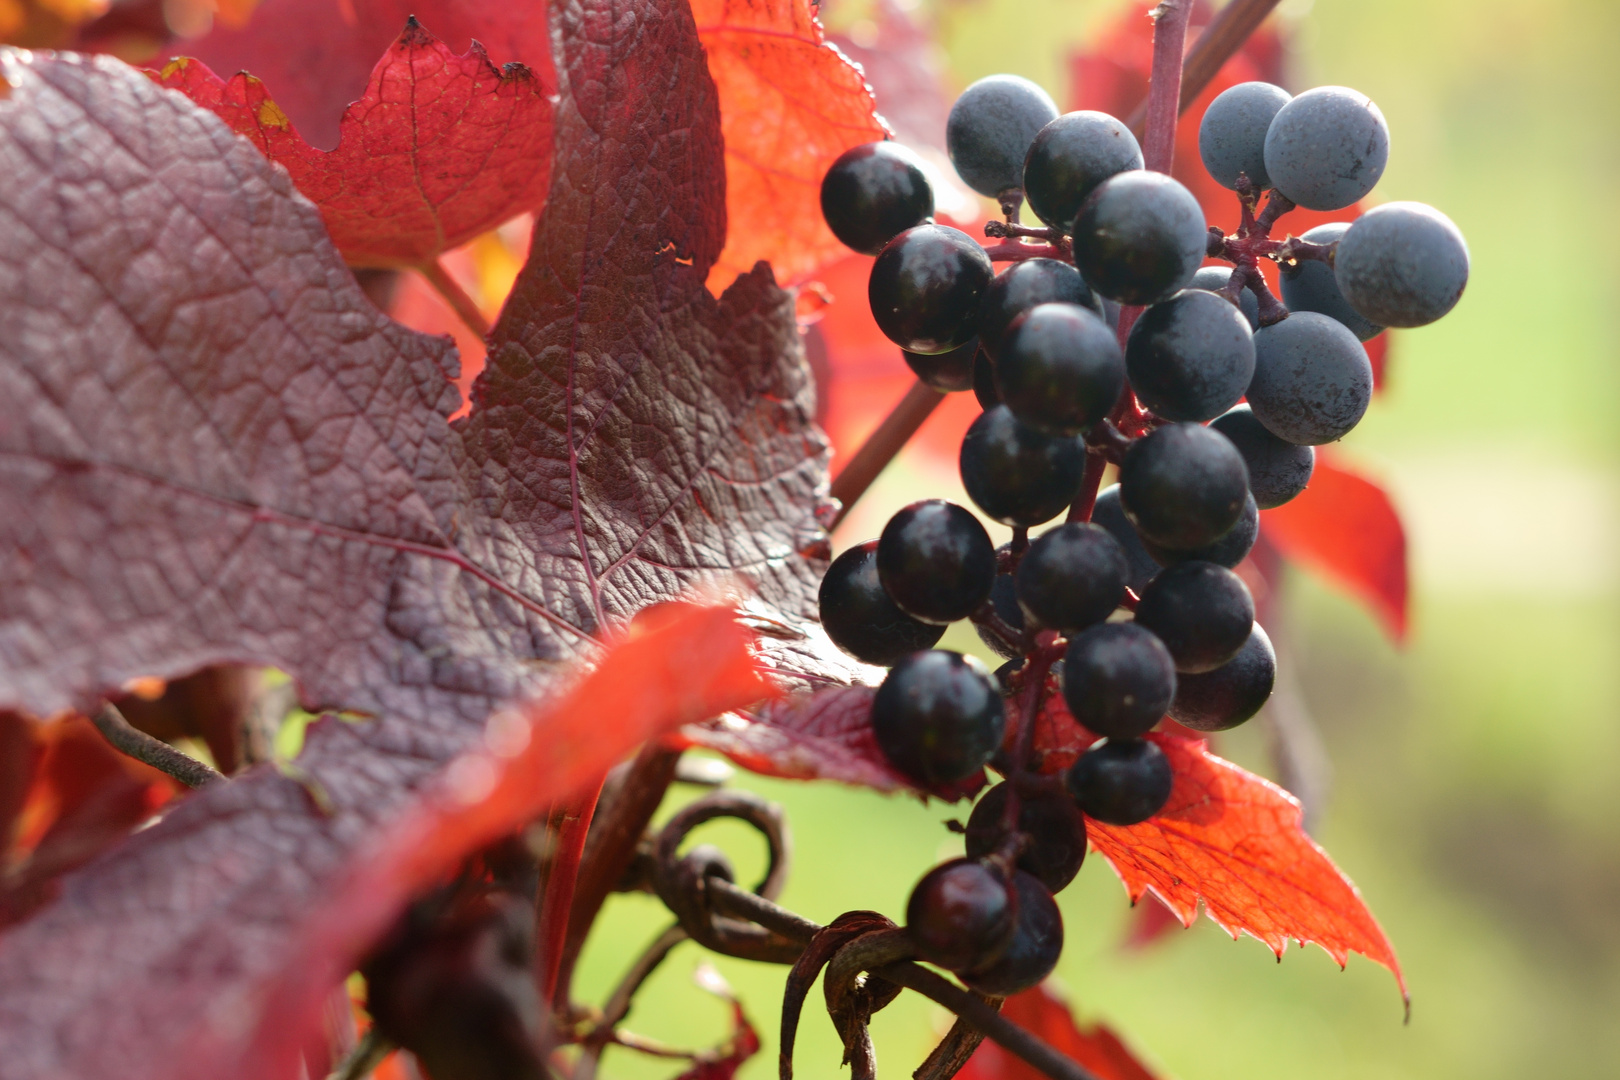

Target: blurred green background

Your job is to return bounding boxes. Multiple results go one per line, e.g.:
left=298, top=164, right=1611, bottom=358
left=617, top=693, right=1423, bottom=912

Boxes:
left=570, top=0, right=1620, bottom=1077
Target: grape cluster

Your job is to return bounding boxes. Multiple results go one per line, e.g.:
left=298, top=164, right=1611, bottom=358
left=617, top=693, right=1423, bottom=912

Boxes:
left=816, top=72, right=1468, bottom=980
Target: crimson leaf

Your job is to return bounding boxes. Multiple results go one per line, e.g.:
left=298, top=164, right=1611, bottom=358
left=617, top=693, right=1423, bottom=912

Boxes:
left=0, top=0, right=850, bottom=1065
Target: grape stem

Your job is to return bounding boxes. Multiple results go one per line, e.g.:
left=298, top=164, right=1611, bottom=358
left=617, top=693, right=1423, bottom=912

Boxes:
left=1125, top=0, right=1285, bottom=133
left=417, top=256, right=491, bottom=340
left=825, top=380, right=945, bottom=530
left=1207, top=180, right=1327, bottom=326
left=1141, top=0, right=1193, bottom=174
left=981, top=239, right=1069, bottom=262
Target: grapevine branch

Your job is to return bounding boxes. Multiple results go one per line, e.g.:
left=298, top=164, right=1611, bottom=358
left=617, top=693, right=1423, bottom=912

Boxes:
left=1126, top=0, right=1285, bottom=133
left=90, top=701, right=225, bottom=789
left=826, top=380, right=944, bottom=530
left=417, top=257, right=491, bottom=340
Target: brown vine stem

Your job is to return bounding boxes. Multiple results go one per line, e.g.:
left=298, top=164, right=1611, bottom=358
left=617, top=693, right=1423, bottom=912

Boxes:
left=554, top=744, right=685, bottom=1003
left=1140, top=0, right=1192, bottom=175
left=417, top=257, right=491, bottom=340
left=826, top=379, right=945, bottom=531
left=705, top=881, right=1101, bottom=1080
left=1126, top=0, right=1285, bottom=133
left=90, top=701, right=224, bottom=789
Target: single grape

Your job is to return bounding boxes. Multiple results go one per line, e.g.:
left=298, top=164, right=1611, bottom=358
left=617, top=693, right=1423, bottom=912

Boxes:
left=1125, top=288, right=1256, bottom=422
left=1089, top=484, right=1160, bottom=594
left=818, top=541, right=946, bottom=666
left=872, top=650, right=1006, bottom=785
left=961, top=871, right=1064, bottom=995
left=1013, top=522, right=1128, bottom=631
left=995, top=302, right=1123, bottom=436
left=978, top=259, right=1102, bottom=361
left=1133, top=560, right=1255, bottom=673
left=1263, top=86, right=1389, bottom=211
left=820, top=141, right=936, bottom=256
left=1278, top=223, right=1383, bottom=341
left=904, top=338, right=980, bottom=393
left=877, top=500, right=996, bottom=624
left=1198, top=81, right=1291, bottom=190
left=1248, top=312, right=1373, bottom=445
left=965, top=782, right=1087, bottom=892
left=973, top=348, right=1002, bottom=410
left=1118, top=423, right=1249, bottom=550
left=1169, top=623, right=1276, bottom=731
left=905, top=857, right=1018, bottom=972
left=1190, top=266, right=1260, bottom=329
left=870, top=224, right=994, bottom=354
left=365, top=894, right=546, bottom=1080
left=960, top=405, right=1087, bottom=527
left=1142, top=491, right=1258, bottom=569
left=975, top=566, right=1026, bottom=660
left=1066, top=738, right=1173, bottom=825
left=946, top=75, right=1060, bottom=198
left=1022, top=110, right=1143, bottom=230
left=1072, top=170, right=1206, bottom=305
left=1209, top=405, right=1315, bottom=509
left=1061, top=622, right=1176, bottom=740
left=1334, top=201, right=1470, bottom=328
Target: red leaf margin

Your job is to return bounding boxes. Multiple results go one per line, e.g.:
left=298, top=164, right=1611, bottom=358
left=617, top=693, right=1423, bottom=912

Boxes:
left=1260, top=451, right=1409, bottom=642
left=152, top=18, right=553, bottom=267
left=956, top=985, right=1161, bottom=1080
left=183, top=602, right=774, bottom=1080
left=1087, top=732, right=1407, bottom=1005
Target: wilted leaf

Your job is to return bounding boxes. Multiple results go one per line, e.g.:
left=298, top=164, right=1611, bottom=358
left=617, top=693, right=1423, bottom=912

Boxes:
left=222, top=603, right=771, bottom=1080
left=1260, top=452, right=1408, bottom=641
left=1086, top=732, right=1406, bottom=999
left=0, top=0, right=845, bottom=1066
left=153, top=19, right=554, bottom=266
left=692, top=0, right=888, bottom=291
left=956, top=985, right=1160, bottom=1080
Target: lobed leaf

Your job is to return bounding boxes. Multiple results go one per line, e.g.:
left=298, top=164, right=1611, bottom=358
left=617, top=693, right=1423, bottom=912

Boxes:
left=153, top=19, right=555, bottom=266
left=0, top=0, right=845, bottom=1065
left=1260, top=452, right=1409, bottom=641
left=955, top=985, right=1161, bottom=1080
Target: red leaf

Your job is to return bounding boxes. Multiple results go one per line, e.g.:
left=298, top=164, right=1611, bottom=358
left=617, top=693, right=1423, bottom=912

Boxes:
left=153, top=19, right=554, bottom=266
left=673, top=966, right=763, bottom=1080
left=1087, top=732, right=1406, bottom=1001
left=692, top=0, right=888, bottom=291
left=681, top=684, right=985, bottom=800
left=956, top=986, right=1160, bottom=1080
left=1260, top=452, right=1409, bottom=641
left=218, top=603, right=771, bottom=1080
left=0, top=0, right=850, bottom=1070
left=171, top=0, right=555, bottom=153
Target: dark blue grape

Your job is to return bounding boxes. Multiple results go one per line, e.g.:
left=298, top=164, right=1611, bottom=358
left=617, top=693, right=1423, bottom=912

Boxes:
left=1125, top=288, right=1255, bottom=422
left=1118, top=423, right=1249, bottom=550
left=962, top=872, right=1063, bottom=995
left=904, top=338, right=980, bottom=393
left=906, top=858, right=1017, bottom=972
left=960, top=405, right=1087, bottom=527
left=1263, top=86, right=1389, bottom=211
left=873, top=651, right=1006, bottom=787
left=1142, top=492, right=1258, bottom=569
left=869, top=224, right=993, bottom=354
left=1209, top=405, right=1314, bottom=509
left=1066, top=738, right=1172, bottom=825
left=1198, top=81, right=1291, bottom=190
left=973, top=347, right=1002, bottom=410
left=818, top=541, right=945, bottom=666
left=965, top=783, right=1086, bottom=892
left=996, top=302, right=1123, bottom=436
left=1072, top=170, right=1207, bottom=305
left=1014, top=522, right=1127, bottom=632
left=1169, top=623, right=1276, bottom=731
left=1190, top=266, right=1260, bottom=329
left=1249, top=312, right=1373, bottom=445
left=1089, top=484, right=1159, bottom=594
left=978, top=258, right=1102, bottom=360
left=1278, top=223, right=1383, bottom=341
left=877, top=500, right=996, bottom=624
left=1022, top=110, right=1143, bottom=230
left=1334, top=202, right=1470, bottom=328
left=947, top=75, right=1060, bottom=198
left=1134, top=561, right=1254, bottom=673
left=1061, top=622, right=1176, bottom=740
left=975, top=566, right=1026, bottom=660
left=820, top=141, right=936, bottom=255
